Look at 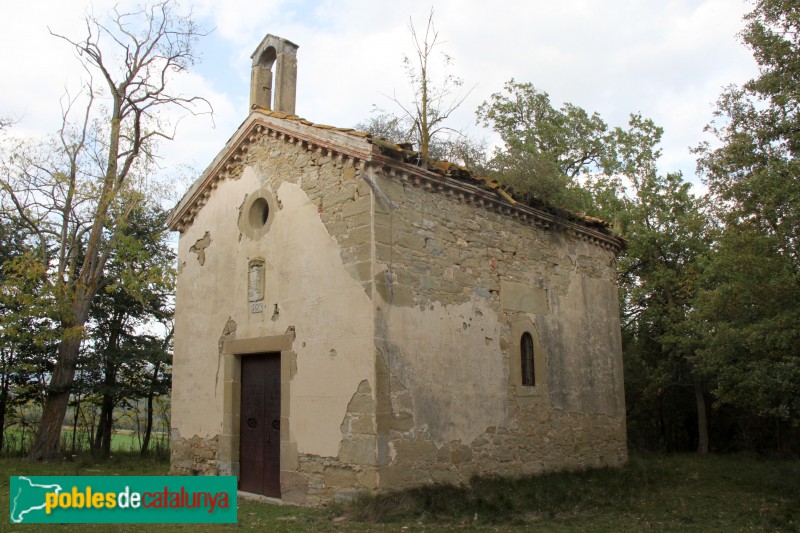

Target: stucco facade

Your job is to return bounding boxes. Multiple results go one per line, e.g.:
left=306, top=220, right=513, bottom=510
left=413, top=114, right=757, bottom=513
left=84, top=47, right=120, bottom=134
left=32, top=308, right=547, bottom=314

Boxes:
left=167, top=34, right=627, bottom=505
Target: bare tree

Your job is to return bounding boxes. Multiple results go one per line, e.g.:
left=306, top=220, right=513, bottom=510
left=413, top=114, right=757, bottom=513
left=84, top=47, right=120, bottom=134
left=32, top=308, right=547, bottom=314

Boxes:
left=387, top=10, right=473, bottom=160
left=0, top=0, right=210, bottom=460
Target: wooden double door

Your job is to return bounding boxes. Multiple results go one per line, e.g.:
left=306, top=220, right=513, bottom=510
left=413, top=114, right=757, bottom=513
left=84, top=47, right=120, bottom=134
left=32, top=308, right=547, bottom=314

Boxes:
left=239, top=353, right=281, bottom=497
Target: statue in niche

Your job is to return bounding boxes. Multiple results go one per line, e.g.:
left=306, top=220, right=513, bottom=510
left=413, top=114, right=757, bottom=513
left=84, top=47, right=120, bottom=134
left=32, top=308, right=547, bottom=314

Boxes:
left=248, top=259, right=265, bottom=307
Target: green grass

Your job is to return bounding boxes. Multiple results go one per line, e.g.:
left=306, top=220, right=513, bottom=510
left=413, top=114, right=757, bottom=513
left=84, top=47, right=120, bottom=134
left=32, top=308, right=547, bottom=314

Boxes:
left=345, top=454, right=800, bottom=531
left=1, top=427, right=169, bottom=458
left=0, top=454, right=798, bottom=532
left=58, top=429, right=164, bottom=452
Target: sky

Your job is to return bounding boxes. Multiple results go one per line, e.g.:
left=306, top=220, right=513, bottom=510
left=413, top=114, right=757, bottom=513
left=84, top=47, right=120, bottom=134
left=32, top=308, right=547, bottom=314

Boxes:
left=0, top=0, right=759, bottom=195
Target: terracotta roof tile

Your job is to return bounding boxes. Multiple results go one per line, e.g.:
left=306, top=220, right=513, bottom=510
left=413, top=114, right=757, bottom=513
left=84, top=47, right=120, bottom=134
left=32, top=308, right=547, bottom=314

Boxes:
left=249, top=107, right=617, bottom=234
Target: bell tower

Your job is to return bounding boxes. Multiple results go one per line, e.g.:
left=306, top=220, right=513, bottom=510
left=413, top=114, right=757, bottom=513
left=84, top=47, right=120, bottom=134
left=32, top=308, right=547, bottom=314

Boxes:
left=250, top=35, right=298, bottom=114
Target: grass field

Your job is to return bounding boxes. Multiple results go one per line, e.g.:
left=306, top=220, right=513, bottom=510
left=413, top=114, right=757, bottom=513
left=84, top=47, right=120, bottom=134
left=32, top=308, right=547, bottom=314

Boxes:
left=0, top=453, right=798, bottom=532
left=1, top=427, right=169, bottom=457
left=59, top=429, right=167, bottom=453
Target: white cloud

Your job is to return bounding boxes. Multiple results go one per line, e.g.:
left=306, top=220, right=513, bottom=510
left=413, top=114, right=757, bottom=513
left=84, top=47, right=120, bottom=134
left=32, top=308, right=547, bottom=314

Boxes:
left=0, top=0, right=759, bottom=188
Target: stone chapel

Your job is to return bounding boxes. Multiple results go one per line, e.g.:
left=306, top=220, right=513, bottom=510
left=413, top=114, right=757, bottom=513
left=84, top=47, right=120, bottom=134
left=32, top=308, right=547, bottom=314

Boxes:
left=167, top=34, right=627, bottom=505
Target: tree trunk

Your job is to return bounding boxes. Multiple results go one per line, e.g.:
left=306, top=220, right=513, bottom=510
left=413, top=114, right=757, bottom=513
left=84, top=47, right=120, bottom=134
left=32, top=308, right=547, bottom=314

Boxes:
left=28, top=334, right=82, bottom=460
left=70, top=394, right=80, bottom=453
left=93, top=392, right=114, bottom=458
left=93, top=321, right=120, bottom=457
left=694, top=377, right=709, bottom=454
left=28, top=106, right=115, bottom=460
left=0, top=402, right=5, bottom=452
left=0, top=373, right=8, bottom=452
left=92, top=412, right=102, bottom=453
left=100, top=392, right=114, bottom=457
left=657, top=392, right=665, bottom=451
left=140, top=360, right=161, bottom=456
left=93, top=360, right=117, bottom=458
left=87, top=407, right=96, bottom=451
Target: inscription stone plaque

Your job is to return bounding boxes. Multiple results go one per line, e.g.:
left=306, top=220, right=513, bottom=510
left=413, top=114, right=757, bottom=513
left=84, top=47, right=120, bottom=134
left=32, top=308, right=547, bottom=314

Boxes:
left=248, top=259, right=265, bottom=313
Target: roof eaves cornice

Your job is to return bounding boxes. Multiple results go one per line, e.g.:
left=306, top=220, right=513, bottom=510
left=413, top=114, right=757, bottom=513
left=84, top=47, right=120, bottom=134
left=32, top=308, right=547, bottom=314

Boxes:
left=365, top=154, right=625, bottom=253
left=167, top=112, right=376, bottom=233
left=169, top=111, right=624, bottom=253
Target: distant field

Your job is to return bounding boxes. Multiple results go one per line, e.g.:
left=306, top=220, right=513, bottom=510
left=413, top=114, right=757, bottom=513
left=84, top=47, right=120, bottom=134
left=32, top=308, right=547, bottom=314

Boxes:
left=59, top=428, right=168, bottom=453
left=1, top=426, right=168, bottom=456
left=0, top=453, right=797, bottom=532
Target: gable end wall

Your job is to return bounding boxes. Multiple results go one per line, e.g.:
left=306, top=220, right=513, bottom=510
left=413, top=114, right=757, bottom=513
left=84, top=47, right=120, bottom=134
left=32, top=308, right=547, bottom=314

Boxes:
left=170, top=130, right=379, bottom=504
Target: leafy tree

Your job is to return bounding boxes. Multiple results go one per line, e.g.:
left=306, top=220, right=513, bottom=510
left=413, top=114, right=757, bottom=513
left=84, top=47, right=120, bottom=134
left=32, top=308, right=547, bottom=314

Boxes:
left=476, top=80, right=625, bottom=212
left=0, top=220, right=58, bottom=450
left=137, top=329, right=173, bottom=456
left=0, top=1, right=209, bottom=459
left=477, top=77, right=722, bottom=450
left=474, top=78, right=716, bottom=449
left=589, top=115, right=712, bottom=452
left=697, top=1, right=799, bottom=258
left=694, top=0, right=800, bottom=440
left=478, top=81, right=617, bottom=175
left=83, top=203, right=174, bottom=457
left=695, top=229, right=800, bottom=433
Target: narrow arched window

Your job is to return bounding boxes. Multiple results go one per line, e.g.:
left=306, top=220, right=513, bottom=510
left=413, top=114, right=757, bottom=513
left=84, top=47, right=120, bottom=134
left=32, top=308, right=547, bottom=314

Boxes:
left=521, top=332, right=535, bottom=386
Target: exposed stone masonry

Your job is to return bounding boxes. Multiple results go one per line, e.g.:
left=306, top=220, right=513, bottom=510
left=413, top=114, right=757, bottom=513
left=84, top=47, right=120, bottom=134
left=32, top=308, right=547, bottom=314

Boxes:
left=171, top=434, right=220, bottom=476
left=169, top=110, right=626, bottom=504
left=365, top=166, right=626, bottom=493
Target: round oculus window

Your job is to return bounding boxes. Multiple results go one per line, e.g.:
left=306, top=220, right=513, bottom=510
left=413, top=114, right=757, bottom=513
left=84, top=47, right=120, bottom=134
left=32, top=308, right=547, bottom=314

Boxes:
left=238, top=188, right=276, bottom=240
left=248, top=197, right=270, bottom=229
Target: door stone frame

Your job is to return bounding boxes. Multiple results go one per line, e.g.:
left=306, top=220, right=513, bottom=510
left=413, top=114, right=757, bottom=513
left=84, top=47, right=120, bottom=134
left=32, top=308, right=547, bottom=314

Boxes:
left=219, top=334, right=295, bottom=496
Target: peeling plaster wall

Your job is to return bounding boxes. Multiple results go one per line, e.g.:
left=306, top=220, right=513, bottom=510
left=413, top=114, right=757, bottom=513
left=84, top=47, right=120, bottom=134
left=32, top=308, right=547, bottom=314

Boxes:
left=269, top=180, right=374, bottom=456
left=369, top=170, right=627, bottom=490
left=539, top=275, right=625, bottom=417
left=376, top=297, right=507, bottom=447
left=172, top=121, right=626, bottom=501
left=172, top=132, right=375, bottom=479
